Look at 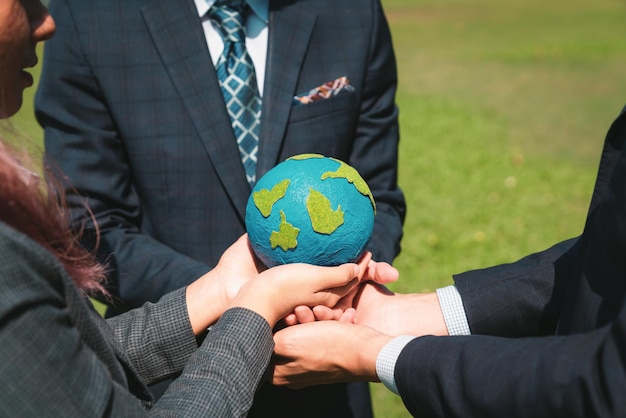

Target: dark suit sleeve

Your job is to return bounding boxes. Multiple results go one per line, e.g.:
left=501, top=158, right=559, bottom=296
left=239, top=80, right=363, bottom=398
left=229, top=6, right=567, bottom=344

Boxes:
left=352, top=0, right=405, bottom=263
left=35, top=0, right=210, bottom=311
left=452, top=238, right=577, bottom=337
left=394, top=311, right=626, bottom=417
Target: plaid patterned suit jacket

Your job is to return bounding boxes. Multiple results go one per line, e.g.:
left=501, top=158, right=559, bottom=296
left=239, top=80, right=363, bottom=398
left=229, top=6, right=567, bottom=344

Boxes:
left=36, top=1, right=404, bottom=415
left=394, top=107, right=626, bottom=416
left=36, top=0, right=405, bottom=312
left=0, top=222, right=273, bottom=417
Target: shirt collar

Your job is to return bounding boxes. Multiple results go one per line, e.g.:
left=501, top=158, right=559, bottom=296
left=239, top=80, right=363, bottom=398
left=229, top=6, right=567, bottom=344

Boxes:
left=195, top=0, right=269, bottom=23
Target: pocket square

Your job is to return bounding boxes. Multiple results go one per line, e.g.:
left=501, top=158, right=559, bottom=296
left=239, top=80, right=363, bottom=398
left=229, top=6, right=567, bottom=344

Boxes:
left=293, top=76, right=355, bottom=105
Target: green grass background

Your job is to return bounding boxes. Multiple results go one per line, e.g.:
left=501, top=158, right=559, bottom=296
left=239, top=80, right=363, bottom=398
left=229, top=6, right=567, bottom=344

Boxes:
left=10, top=0, right=626, bottom=416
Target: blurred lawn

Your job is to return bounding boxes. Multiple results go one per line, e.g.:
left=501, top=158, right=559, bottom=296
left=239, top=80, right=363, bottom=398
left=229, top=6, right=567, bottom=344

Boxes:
left=376, top=0, right=626, bottom=416
left=9, top=0, right=626, bottom=416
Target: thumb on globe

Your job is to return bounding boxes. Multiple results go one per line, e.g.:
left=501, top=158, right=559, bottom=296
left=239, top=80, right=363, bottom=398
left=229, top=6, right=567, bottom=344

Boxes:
left=362, top=259, right=399, bottom=284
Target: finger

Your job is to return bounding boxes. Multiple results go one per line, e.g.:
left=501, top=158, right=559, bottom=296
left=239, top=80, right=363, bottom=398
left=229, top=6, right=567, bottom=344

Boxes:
left=355, top=252, right=372, bottom=280
left=282, top=313, right=298, bottom=326
left=322, top=263, right=360, bottom=288
left=319, top=277, right=360, bottom=305
left=365, top=260, right=399, bottom=284
left=286, top=262, right=359, bottom=292
left=312, top=305, right=342, bottom=321
left=338, top=308, right=356, bottom=323
left=293, top=305, right=316, bottom=323
left=333, top=285, right=362, bottom=309
left=238, top=234, right=268, bottom=272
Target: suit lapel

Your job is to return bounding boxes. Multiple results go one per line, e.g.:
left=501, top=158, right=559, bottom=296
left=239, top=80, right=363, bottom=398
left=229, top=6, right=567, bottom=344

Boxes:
left=256, top=0, right=317, bottom=177
left=141, top=0, right=251, bottom=219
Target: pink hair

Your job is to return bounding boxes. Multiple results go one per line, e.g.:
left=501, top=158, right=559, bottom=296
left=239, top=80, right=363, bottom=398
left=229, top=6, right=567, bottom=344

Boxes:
left=0, top=140, right=108, bottom=295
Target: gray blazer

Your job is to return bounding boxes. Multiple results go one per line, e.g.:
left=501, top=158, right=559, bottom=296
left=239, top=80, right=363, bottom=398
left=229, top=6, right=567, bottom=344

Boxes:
left=0, top=221, right=273, bottom=417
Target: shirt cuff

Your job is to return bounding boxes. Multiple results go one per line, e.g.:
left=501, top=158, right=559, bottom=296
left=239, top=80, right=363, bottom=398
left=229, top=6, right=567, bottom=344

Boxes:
left=436, top=285, right=471, bottom=336
left=375, top=335, right=416, bottom=395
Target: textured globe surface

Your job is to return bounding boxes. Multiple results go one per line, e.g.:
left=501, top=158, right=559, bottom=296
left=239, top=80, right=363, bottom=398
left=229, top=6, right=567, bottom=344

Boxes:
left=245, top=154, right=376, bottom=267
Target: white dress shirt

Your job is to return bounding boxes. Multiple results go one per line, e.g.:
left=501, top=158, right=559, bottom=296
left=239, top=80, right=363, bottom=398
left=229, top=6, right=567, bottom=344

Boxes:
left=194, top=0, right=269, bottom=96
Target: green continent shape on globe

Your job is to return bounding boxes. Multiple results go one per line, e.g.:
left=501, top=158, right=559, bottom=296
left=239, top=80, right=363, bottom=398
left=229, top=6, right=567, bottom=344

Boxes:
left=323, top=159, right=377, bottom=213
left=306, top=188, right=344, bottom=234
left=288, top=153, right=324, bottom=161
left=270, top=210, right=300, bottom=251
left=253, top=179, right=290, bottom=217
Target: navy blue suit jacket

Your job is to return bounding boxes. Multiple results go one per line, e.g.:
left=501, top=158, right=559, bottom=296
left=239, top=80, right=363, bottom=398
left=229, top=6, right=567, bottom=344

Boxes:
left=36, top=0, right=404, bottom=310
left=35, top=0, right=404, bottom=416
left=395, top=107, right=626, bottom=417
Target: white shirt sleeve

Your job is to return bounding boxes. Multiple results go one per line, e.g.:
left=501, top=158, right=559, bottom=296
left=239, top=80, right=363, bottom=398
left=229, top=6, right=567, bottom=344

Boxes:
left=436, top=285, right=471, bottom=336
left=375, top=285, right=471, bottom=395
left=375, top=335, right=416, bottom=395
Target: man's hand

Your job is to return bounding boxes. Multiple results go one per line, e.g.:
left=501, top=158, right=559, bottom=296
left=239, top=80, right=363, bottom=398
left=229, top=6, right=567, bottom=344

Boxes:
left=272, top=321, right=392, bottom=389
left=353, top=284, right=449, bottom=337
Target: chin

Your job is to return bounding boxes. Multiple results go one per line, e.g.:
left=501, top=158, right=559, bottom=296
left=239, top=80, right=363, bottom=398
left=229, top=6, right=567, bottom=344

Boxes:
left=0, top=96, right=23, bottom=119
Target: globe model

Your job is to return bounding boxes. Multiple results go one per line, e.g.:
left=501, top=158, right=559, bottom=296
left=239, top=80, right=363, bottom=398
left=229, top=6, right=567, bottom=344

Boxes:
left=245, top=154, right=376, bottom=267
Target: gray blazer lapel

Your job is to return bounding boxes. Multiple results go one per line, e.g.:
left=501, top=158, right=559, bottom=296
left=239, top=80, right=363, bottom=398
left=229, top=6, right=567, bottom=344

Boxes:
left=257, top=1, right=317, bottom=177
left=141, top=1, right=251, bottom=218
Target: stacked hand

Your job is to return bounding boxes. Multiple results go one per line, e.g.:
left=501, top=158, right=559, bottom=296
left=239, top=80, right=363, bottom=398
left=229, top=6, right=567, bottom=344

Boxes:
left=189, top=235, right=448, bottom=389
left=270, top=254, right=448, bottom=389
left=186, top=235, right=375, bottom=333
left=282, top=253, right=399, bottom=325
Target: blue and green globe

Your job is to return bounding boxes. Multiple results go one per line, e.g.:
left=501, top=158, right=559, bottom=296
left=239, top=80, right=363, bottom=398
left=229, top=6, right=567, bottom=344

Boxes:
left=245, top=154, right=376, bottom=267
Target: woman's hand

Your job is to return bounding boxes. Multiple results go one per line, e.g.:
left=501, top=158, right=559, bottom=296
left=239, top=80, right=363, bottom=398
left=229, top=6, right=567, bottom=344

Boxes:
left=186, top=234, right=265, bottom=334
left=212, top=234, right=267, bottom=308
left=229, top=260, right=363, bottom=328
left=282, top=254, right=399, bottom=325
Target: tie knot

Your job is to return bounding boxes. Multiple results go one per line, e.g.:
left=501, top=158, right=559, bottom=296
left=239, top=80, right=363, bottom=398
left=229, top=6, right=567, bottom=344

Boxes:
left=209, top=1, right=247, bottom=43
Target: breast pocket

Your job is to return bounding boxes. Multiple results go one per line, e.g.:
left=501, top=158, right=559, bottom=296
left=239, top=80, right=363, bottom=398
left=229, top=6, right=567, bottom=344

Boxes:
left=289, top=90, right=357, bottom=123
left=282, top=91, right=359, bottom=159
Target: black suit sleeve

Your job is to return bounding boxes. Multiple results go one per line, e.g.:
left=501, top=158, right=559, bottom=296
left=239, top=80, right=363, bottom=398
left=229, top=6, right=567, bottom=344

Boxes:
left=395, top=310, right=626, bottom=418
left=452, top=238, right=577, bottom=337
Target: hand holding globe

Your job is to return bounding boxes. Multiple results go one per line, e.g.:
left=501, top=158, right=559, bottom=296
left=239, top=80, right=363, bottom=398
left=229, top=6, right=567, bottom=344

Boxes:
left=245, top=154, right=376, bottom=267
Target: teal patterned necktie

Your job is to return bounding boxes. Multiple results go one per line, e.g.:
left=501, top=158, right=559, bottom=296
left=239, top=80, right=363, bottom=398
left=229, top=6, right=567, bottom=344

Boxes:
left=209, top=0, right=261, bottom=186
